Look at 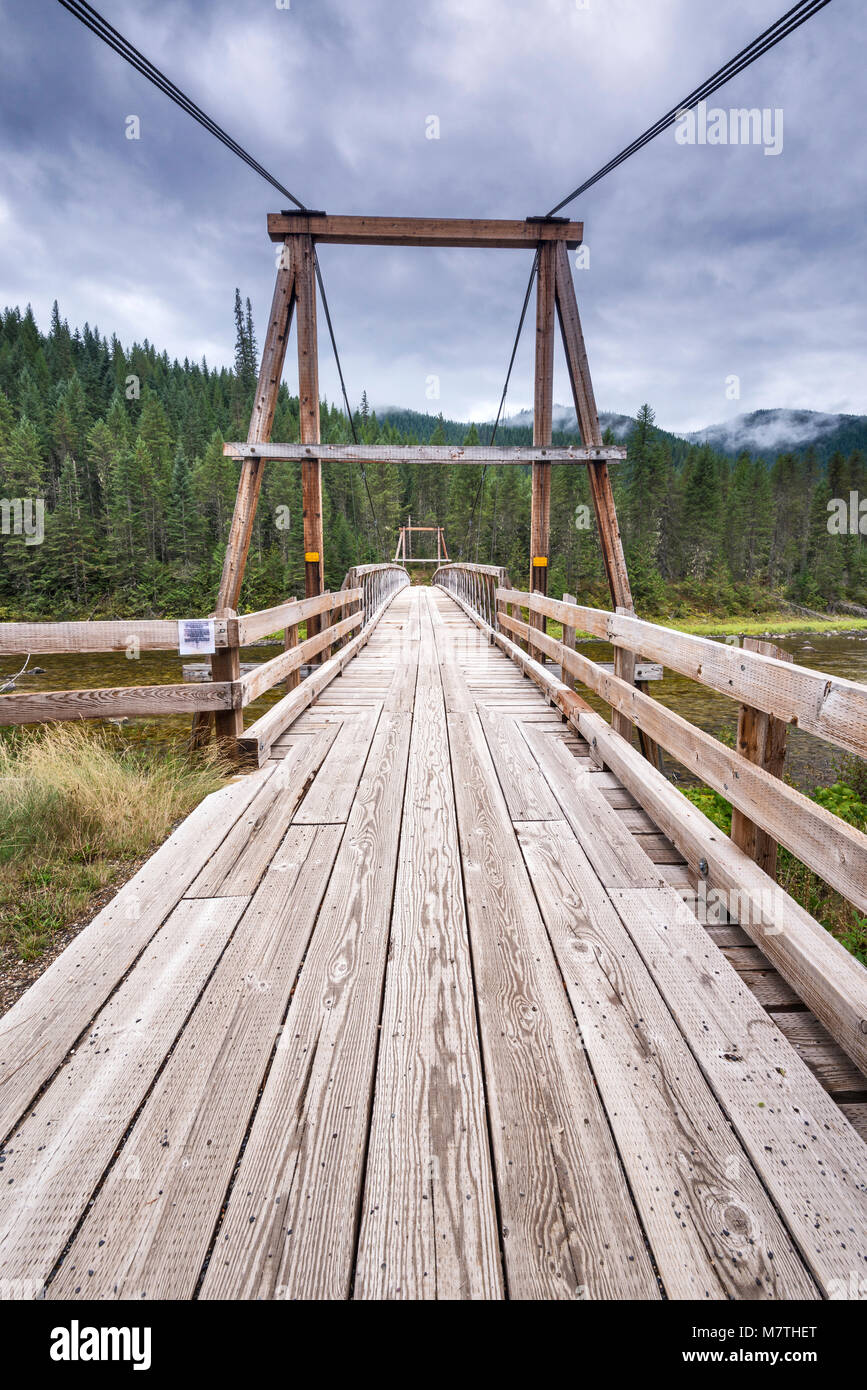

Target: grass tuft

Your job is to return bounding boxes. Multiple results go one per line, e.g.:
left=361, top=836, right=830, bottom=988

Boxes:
left=0, top=726, right=228, bottom=960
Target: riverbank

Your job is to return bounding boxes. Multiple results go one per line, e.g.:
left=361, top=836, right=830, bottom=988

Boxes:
left=667, top=613, right=867, bottom=637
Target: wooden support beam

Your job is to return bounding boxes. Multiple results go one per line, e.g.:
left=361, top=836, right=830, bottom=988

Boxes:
left=295, top=234, right=324, bottom=625
left=222, top=442, right=627, bottom=465
left=219, top=241, right=297, bottom=612
left=554, top=240, right=639, bottom=748
left=193, top=240, right=297, bottom=749
left=267, top=213, right=584, bottom=249
left=731, top=638, right=794, bottom=878
left=528, top=241, right=555, bottom=661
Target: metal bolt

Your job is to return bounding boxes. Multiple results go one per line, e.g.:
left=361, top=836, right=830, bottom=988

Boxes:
left=698, top=858, right=709, bottom=878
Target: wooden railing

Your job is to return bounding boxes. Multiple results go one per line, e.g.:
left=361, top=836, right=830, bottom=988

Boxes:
left=238, top=564, right=409, bottom=764
left=0, top=565, right=409, bottom=752
left=493, top=587, right=867, bottom=910
left=341, top=563, right=410, bottom=625
left=435, top=578, right=867, bottom=1077
left=432, top=563, right=511, bottom=630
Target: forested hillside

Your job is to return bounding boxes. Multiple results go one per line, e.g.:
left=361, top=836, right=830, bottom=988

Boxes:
left=0, top=299, right=864, bottom=620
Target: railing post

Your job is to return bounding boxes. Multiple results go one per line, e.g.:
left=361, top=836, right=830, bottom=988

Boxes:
left=321, top=592, right=336, bottom=663
left=612, top=605, right=637, bottom=745
left=561, top=591, right=577, bottom=685
left=730, top=638, right=794, bottom=879
left=284, top=597, right=300, bottom=693
left=213, top=608, right=242, bottom=752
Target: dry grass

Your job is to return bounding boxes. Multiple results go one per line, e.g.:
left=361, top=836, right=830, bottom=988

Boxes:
left=0, top=725, right=228, bottom=960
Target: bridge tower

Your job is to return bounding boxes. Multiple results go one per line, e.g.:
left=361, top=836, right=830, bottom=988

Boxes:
left=203, top=213, right=636, bottom=740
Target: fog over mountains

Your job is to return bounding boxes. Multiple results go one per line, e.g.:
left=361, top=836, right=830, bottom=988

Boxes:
left=484, top=406, right=867, bottom=457
left=377, top=405, right=867, bottom=461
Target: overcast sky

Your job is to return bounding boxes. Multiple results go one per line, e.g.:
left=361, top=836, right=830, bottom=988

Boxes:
left=0, top=0, right=863, bottom=432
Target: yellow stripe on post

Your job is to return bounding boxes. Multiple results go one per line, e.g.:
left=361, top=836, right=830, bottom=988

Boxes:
left=532, top=556, right=548, bottom=567
left=304, top=551, right=320, bottom=563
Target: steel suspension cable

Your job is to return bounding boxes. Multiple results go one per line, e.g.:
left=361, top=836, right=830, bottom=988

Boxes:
left=547, top=0, right=833, bottom=215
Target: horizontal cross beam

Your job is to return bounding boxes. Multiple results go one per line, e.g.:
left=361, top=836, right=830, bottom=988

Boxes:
left=223, top=443, right=626, bottom=465
left=267, top=214, right=584, bottom=249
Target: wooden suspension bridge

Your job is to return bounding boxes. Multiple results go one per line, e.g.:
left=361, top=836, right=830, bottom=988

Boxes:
left=1, top=214, right=866, bottom=1300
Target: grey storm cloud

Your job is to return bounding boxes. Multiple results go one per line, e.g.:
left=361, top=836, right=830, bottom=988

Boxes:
left=0, top=0, right=863, bottom=433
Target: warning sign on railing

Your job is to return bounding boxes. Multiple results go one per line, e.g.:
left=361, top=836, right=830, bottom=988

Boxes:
left=178, top=619, right=216, bottom=656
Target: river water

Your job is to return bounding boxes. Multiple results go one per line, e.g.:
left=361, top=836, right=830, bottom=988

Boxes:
left=1, top=630, right=865, bottom=792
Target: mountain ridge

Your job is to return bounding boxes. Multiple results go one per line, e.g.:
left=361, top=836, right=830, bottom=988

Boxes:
left=375, top=404, right=867, bottom=463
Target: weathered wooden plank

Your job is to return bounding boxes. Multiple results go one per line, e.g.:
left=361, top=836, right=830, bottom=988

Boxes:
left=0, top=680, right=235, bottom=725
left=354, top=600, right=502, bottom=1299
left=186, top=730, right=338, bottom=897
left=427, top=599, right=658, bottom=1298
left=477, top=705, right=562, bottom=821
left=199, top=606, right=421, bottom=1300
left=739, top=970, right=803, bottom=1009
left=0, top=896, right=249, bottom=1292
left=520, top=726, right=867, bottom=1295
left=48, top=826, right=343, bottom=1301
left=223, top=442, right=626, bottom=464
left=0, top=769, right=272, bottom=1139
left=237, top=589, right=361, bottom=646
left=518, top=819, right=816, bottom=1299
left=525, top=728, right=667, bottom=890
left=609, top=884, right=867, bottom=1294
left=267, top=213, right=584, bottom=248
left=293, top=706, right=380, bottom=824
left=769, top=1012, right=867, bottom=1096
left=839, top=1104, right=867, bottom=1144
left=0, top=618, right=232, bottom=657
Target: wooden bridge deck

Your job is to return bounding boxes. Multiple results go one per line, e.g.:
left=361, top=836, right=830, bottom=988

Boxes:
left=1, top=585, right=866, bottom=1300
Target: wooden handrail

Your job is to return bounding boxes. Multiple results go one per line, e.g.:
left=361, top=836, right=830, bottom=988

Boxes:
left=241, top=574, right=406, bottom=764
left=239, top=613, right=361, bottom=704
left=497, top=604, right=867, bottom=914
left=0, top=617, right=237, bottom=657
left=440, top=578, right=867, bottom=1076
left=0, top=592, right=364, bottom=659
left=341, top=564, right=409, bottom=627
left=497, top=588, right=867, bottom=761
left=0, top=681, right=237, bottom=725
left=434, top=563, right=511, bottom=630
left=238, top=589, right=361, bottom=646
